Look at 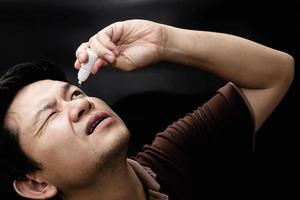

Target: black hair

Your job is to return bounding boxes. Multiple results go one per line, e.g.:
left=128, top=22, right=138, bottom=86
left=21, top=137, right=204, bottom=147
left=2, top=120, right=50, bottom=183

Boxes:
left=0, top=60, right=67, bottom=199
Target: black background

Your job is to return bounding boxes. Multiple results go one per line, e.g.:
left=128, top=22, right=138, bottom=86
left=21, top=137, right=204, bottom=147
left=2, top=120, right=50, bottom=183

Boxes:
left=0, top=0, right=299, bottom=153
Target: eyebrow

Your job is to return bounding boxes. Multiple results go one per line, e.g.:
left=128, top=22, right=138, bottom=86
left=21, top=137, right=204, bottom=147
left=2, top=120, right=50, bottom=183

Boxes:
left=33, top=83, right=72, bottom=125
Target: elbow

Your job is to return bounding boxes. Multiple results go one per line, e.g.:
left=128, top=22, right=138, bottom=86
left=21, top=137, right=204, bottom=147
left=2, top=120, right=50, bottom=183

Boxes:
left=271, top=52, right=294, bottom=95
left=275, top=52, right=295, bottom=90
left=283, top=53, right=295, bottom=88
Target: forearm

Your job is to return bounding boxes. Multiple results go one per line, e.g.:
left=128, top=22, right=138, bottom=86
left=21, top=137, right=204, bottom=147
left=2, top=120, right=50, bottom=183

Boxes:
left=162, top=25, right=294, bottom=89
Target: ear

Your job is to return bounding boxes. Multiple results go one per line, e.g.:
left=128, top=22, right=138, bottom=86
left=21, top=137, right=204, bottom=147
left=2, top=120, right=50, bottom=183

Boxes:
left=13, top=175, right=58, bottom=199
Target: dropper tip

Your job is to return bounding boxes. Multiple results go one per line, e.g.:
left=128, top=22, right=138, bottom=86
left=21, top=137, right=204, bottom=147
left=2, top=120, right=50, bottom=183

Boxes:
left=78, top=81, right=82, bottom=87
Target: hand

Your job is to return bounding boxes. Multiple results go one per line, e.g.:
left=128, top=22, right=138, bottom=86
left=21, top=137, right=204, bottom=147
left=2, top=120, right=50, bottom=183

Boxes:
left=74, top=19, right=167, bottom=74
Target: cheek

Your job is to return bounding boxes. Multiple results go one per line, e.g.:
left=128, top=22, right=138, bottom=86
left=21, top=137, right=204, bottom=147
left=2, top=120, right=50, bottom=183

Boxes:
left=32, top=119, right=97, bottom=173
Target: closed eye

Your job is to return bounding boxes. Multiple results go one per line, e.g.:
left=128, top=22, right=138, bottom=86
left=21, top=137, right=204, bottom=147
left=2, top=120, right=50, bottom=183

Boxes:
left=36, top=112, right=56, bottom=136
left=44, top=112, right=56, bottom=126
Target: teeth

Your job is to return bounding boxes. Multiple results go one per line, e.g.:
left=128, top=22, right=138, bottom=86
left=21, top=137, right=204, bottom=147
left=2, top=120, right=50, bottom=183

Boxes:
left=88, top=119, right=102, bottom=134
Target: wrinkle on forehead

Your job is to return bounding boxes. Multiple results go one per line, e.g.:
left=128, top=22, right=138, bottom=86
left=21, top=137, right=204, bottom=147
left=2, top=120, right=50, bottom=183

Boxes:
left=5, top=80, right=67, bottom=135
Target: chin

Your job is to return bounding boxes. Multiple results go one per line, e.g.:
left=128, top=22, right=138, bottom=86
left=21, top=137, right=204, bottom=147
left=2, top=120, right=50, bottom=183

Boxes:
left=94, top=125, right=130, bottom=171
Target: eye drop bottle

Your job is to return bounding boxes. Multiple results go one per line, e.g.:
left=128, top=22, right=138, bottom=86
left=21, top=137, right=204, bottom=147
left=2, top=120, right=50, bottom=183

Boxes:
left=78, top=48, right=98, bottom=86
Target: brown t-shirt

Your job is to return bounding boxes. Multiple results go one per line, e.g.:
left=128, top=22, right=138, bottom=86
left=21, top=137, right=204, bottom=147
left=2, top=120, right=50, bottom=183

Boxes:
left=132, top=83, right=255, bottom=200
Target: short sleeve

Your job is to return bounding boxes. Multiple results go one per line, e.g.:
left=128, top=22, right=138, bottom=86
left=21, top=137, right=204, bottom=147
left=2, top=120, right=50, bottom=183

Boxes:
left=136, top=82, right=255, bottom=158
left=133, top=83, right=255, bottom=199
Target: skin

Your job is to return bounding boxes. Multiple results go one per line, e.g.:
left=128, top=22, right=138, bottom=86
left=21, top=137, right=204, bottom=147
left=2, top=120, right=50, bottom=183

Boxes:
left=6, top=80, right=146, bottom=200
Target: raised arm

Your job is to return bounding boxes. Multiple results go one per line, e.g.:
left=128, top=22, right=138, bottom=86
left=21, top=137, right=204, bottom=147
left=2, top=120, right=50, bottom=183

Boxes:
left=74, top=19, right=294, bottom=131
left=163, top=25, right=294, bottom=131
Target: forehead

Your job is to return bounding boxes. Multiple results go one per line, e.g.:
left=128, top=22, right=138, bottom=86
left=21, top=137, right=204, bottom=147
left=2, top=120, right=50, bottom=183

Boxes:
left=6, top=80, right=69, bottom=124
left=11, top=79, right=68, bottom=106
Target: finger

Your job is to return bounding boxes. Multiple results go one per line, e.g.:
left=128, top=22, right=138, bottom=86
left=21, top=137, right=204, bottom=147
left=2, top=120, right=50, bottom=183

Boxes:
left=96, top=32, right=118, bottom=52
left=75, top=43, right=89, bottom=64
left=89, top=36, right=116, bottom=63
left=78, top=51, right=88, bottom=63
left=75, top=42, right=89, bottom=58
left=74, top=59, right=81, bottom=69
left=91, top=58, right=103, bottom=74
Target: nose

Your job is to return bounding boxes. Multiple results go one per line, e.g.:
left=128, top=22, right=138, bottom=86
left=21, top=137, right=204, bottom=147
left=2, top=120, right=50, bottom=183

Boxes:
left=68, top=98, right=93, bottom=122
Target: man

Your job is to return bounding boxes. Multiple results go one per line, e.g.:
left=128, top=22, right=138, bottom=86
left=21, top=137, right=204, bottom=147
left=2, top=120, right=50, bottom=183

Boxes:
left=0, top=19, right=294, bottom=200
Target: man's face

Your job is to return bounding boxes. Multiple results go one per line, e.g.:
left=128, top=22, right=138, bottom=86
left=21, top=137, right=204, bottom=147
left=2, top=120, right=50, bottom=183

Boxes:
left=6, top=80, right=130, bottom=190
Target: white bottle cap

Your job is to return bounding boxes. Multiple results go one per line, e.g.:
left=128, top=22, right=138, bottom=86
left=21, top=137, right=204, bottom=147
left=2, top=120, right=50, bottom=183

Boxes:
left=78, top=48, right=98, bottom=85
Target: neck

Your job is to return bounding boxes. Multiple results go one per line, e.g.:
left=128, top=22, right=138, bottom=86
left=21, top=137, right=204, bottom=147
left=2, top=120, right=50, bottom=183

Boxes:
left=64, top=159, right=147, bottom=200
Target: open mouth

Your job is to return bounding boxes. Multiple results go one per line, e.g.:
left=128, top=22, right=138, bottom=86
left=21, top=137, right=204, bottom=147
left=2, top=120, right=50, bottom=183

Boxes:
left=86, top=112, right=110, bottom=135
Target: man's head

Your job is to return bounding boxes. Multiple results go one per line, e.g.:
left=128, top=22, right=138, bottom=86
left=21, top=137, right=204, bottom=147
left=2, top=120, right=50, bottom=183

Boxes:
left=0, top=61, right=130, bottom=199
